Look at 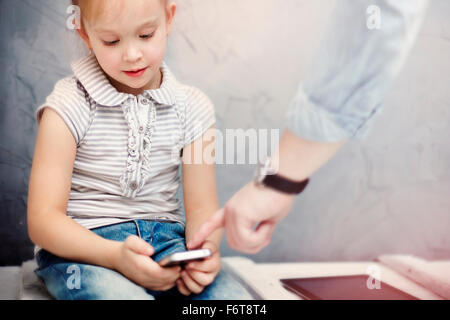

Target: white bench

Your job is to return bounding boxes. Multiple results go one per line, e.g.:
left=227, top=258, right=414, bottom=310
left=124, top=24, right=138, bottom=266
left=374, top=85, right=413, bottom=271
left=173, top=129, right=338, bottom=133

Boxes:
left=222, top=256, right=446, bottom=300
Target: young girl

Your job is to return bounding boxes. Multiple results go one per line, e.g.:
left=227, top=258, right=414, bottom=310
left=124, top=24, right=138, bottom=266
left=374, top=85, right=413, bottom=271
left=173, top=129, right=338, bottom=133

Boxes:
left=27, top=0, right=252, bottom=300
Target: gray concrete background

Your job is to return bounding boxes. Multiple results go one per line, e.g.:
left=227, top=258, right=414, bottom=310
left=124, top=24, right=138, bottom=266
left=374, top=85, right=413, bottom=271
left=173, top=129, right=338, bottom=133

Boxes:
left=0, top=0, right=449, bottom=266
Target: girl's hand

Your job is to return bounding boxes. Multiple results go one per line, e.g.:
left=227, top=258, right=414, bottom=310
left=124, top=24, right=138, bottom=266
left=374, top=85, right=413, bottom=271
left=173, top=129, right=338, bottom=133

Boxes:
left=176, top=240, right=221, bottom=296
left=113, top=235, right=181, bottom=291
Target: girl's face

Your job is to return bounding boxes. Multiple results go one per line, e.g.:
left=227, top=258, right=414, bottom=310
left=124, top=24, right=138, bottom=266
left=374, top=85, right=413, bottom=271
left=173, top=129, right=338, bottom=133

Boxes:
left=78, top=0, right=176, bottom=95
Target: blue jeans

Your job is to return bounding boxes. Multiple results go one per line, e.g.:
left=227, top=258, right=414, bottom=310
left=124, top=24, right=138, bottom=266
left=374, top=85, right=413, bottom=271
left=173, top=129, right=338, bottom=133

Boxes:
left=34, top=220, right=253, bottom=300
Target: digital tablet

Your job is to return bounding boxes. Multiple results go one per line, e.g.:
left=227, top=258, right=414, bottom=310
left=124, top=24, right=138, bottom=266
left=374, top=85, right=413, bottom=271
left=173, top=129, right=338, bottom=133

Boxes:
left=280, top=275, right=419, bottom=300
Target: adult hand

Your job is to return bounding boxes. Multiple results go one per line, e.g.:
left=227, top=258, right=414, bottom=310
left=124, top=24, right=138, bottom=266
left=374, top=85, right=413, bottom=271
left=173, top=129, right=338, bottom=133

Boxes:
left=187, top=130, right=345, bottom=254
left=187, top=182, right=295, bottom=253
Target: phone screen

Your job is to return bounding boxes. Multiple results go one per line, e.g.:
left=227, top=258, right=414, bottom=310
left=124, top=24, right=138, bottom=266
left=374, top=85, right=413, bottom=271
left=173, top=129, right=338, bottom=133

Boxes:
left=158, top=249, right=211, bottom=267
left=280, top=275, right=418, bottom=300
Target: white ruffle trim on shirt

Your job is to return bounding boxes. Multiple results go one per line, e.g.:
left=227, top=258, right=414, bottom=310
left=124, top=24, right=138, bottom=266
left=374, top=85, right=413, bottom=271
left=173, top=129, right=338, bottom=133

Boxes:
left=119, top=95, right=157, bottom=198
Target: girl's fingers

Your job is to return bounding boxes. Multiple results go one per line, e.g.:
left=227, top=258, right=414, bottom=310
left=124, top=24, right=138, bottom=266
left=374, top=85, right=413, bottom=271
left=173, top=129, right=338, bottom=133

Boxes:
left=186, top=254, right=220, bottom=273
left=186, top=269, right=214, bottom=287
left=181, top=270, right=204, bottom=294
left=125, top=235, right=154, bottom=256
left=177, top=279, right=191, bottom=296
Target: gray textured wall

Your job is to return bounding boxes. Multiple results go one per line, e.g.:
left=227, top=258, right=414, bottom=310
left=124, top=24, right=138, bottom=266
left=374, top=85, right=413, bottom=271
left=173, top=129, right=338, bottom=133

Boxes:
left=0, top=0, right=449, bottom=266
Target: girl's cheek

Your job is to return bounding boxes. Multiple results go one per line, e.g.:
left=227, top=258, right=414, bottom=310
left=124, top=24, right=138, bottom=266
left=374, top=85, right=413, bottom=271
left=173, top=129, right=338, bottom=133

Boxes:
left=147, top=34, right=167, bottom=53
left=145, top=44, right=166, bottom=63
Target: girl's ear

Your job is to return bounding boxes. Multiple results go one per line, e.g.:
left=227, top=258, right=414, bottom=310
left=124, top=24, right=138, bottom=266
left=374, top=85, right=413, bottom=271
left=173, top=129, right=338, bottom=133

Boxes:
left=76, top=27, right=93, bottom=51
left=165, top=3, right=177, bottom=36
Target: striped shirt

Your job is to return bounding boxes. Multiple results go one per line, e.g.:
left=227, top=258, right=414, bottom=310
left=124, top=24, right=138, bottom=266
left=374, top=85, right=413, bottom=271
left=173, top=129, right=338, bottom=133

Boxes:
left=34, top=53, right=215, bottom=254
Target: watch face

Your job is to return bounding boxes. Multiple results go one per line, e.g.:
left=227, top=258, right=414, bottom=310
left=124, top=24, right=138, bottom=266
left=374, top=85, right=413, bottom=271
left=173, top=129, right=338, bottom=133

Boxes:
left=254, top=158, right=274, bottom=185
left=254, top=162, right=266, bottom=184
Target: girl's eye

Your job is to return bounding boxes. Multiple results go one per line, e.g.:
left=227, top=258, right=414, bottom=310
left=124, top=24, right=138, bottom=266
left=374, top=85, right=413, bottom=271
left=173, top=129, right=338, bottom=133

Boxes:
left=103, top=40, right=119, bottom=46
left=102, top=33, right=153, bottom=46
left=140, top=33, right=154, bottom=39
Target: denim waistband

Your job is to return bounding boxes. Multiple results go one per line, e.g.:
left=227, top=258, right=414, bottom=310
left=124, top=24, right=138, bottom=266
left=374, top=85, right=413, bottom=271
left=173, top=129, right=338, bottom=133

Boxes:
left=36, top=219, right=186, bottom=270
left=90, top=219, right=185, bottom=244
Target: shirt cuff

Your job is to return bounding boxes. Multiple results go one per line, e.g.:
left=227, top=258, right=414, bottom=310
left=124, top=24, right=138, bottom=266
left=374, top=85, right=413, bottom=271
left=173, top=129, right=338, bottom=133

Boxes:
left=285, top=86, right=380, bottom=142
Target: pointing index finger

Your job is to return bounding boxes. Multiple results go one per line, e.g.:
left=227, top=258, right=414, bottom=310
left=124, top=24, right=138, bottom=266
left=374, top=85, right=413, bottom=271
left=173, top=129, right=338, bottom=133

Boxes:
left=187, top=208, right=225, bottom=249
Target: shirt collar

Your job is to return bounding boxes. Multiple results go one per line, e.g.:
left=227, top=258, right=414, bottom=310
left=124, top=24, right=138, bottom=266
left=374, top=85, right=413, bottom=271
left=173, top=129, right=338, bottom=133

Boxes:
left=71, top=53, right=177, bottom=107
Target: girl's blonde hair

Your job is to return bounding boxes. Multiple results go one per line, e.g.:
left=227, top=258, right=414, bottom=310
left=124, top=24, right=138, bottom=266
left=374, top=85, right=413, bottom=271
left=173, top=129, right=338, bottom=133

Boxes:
left=71, top=0, right=168, bottom=30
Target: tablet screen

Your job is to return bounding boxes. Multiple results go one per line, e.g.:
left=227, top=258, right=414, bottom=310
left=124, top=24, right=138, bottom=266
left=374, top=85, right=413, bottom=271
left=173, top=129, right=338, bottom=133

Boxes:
left=280, top=275, right=418, bottom=300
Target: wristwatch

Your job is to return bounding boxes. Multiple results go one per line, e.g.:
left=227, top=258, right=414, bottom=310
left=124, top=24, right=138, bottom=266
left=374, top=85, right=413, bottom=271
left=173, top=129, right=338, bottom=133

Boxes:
left=254, top=158, right=309, bottom=195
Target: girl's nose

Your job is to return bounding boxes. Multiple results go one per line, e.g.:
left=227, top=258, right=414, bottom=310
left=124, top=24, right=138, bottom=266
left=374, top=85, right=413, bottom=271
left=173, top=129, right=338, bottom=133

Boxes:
left=123, top=43, right=143, bottom=62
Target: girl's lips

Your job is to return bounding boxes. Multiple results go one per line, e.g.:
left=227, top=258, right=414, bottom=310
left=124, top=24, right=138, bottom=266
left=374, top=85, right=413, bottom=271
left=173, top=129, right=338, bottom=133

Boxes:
left=123, top=67, right=147, bottom=77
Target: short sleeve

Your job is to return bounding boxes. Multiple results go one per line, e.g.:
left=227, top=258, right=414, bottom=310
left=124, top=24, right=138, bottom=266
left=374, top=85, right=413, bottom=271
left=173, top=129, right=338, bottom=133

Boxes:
left=183, top=86, right=216, bottom=146
left=35, top=77, right=91, bottom=146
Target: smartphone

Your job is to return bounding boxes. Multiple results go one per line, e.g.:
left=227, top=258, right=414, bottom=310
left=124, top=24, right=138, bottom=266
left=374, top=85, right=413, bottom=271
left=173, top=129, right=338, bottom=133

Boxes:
left=280, top=275, right=419, bottom=300
left=158, top=249, right=212, bottom=267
